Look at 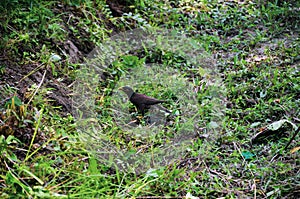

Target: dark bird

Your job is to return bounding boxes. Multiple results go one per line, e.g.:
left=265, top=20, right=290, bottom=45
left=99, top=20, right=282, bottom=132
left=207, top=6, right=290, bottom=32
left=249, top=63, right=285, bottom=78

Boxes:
left=119, top=86, right=166, bottom=116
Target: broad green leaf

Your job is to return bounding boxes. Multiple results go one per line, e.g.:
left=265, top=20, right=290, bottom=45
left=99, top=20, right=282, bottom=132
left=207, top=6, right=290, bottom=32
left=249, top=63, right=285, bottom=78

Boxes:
left=88, top=157, right=99, bottom=174
left=242, top=151, right=255, bottom=160
left=5, top=96, right=22, bottom=107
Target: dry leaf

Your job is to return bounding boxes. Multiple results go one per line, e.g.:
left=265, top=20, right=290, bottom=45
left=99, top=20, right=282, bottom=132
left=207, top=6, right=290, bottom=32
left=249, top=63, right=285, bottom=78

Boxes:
left=290, top=146, right=300, bottom=153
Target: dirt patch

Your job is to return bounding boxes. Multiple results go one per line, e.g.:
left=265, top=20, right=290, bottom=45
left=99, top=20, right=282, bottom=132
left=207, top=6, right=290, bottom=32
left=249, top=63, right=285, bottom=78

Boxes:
left=0, top=1, right=126, bottom=113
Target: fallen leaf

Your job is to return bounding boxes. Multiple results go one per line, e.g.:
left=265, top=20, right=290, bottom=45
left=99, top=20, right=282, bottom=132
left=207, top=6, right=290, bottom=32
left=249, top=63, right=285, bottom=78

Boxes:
left=267, top=119, right=297, bottom=131
left=290, top=146, right=300, bottom=154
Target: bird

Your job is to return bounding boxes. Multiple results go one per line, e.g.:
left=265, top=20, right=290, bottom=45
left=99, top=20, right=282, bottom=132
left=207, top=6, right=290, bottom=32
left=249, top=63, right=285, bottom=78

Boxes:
left=119, top=86, right=166, bottom=116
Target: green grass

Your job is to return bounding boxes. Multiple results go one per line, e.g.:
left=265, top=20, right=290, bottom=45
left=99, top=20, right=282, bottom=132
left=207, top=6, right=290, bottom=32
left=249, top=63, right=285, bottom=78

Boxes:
left=0, top=0, right=299, bottom=198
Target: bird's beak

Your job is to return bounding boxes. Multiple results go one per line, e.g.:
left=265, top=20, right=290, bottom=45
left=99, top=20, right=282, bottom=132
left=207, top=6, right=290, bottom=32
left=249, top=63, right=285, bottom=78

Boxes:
left=118, top=87, right=124, bottom=91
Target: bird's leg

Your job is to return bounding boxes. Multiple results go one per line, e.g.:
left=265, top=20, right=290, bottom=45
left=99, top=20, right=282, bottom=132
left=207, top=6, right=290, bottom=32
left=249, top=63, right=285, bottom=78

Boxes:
left=145, top=116, right=151, bottom=125
left=141, top=109, right=145, bottom=117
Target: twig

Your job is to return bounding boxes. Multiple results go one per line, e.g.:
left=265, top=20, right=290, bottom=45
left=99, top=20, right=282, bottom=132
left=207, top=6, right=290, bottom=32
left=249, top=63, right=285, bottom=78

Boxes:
left=24, top=106, right=44, bottom=162
left=284, top=126, right=300, bottom=150
left=19, top=63, right=44, bottom=83
left=27, top=69, right=47, bottom=105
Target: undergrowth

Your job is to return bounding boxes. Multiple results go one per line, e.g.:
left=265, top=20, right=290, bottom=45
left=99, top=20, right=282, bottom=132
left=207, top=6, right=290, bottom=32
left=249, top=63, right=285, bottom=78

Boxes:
left=0, top=0, right=299, bottom=198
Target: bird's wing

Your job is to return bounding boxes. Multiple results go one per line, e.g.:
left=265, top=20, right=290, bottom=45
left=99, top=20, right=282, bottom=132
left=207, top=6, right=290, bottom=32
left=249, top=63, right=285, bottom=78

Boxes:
left=131, top=93, right=164, bottom=105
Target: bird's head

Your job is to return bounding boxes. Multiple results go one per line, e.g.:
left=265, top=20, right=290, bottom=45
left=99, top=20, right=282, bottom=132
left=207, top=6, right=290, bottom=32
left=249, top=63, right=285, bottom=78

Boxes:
left=119, top=86, right=134, bottom=98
